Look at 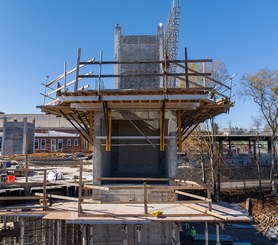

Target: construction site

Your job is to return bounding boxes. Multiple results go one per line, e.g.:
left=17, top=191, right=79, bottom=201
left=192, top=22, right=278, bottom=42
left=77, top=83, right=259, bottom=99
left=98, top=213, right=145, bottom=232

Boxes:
left=0, top=1, right=277, bottom=244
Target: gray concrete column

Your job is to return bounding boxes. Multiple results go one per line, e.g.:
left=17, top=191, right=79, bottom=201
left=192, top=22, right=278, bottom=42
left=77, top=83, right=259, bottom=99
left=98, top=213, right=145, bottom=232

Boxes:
left=167, top=111, right=177, bottom=178
left=114, top=24, right=121, bottom=89
left=136, top=225, right=142, bottom=245
left=20, top=218, right=24, bottom=245
left=93, top=112, right=102, bottom=185
left=22, top=117, right=27, bottom=154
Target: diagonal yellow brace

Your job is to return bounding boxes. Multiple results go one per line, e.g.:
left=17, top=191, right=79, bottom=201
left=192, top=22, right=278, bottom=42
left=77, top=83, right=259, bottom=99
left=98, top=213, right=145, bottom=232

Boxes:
left=106, top=110, right=112, bottom=151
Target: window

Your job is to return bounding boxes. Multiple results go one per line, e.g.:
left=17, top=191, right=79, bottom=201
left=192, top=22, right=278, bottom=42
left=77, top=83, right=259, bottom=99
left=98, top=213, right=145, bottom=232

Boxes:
left=41, top=139, right=46, bottom=150
left=67, top=139, right=71, bottom=146
left=58, top=139, right=63, bottom=151
left=34, top=139, right=39, bottom=150
left=74, top=139, right=78, bottom=146
left=51, top=139, right=56, bottom=151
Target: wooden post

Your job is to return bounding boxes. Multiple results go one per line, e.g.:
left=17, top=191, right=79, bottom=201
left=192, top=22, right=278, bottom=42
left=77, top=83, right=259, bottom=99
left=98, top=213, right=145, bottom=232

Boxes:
left=143, top=182, right=148, bottom=214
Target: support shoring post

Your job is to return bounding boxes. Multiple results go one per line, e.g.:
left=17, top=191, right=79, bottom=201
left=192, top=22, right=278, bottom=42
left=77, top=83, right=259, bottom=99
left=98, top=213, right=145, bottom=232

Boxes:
left=106, top=109, right=112, bottom=152
left=177, top=110, right=182, bottom=152
left=72, top=224, right=75, bottom=245
left=52, top=220, right=55, bottom=245
left=20, top=218, right=24, bottom=245
left=56, top=220, right=60, bottom=245
left=184, top=48, right=189, bottom=88
left=89, top=225, right=94, bottom=244
left=205, top=222, right=208, bottom=245
left=74, top=48, right=81, bottom=92
left=43, top=170, right=47, bottom=207
left=82, top=225, right=87, bottom=245
left=48, top=220, right=51, bottom=245
left=216, top=224, right=221, bottom=245
left=122, top=225, right=128, bottom=245
left=144, top=182, right=148, bottom=214
left=137, top=225, right=141, bottom=245
left=42, top=219, right=46, bottom=245
left=64, top=62, right=67, bottom=94
left=78, top=160, right=83, bottom=215
left=89, top=111, right=94, bottom=152
left=25, top=153, right=29, bottom=196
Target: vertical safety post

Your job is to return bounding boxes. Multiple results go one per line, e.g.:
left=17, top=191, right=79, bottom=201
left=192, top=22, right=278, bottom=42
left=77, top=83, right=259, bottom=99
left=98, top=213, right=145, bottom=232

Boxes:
left=202, top=62, right=207, bottom=87
left=143, top=182, right=148, bottom=214
left=74, top=48, right=81, bottom=92
left=64, top=62, right=67, bottom=94
left=184, top=48, right=189, bottom=88
left=78, top=160, right=83, bottom=215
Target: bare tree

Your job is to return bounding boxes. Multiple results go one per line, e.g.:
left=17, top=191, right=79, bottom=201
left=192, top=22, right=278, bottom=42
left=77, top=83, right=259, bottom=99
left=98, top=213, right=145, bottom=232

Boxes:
left=252, top=116, right=264, bottom=196
left=241, top=68, right=278, bottom=195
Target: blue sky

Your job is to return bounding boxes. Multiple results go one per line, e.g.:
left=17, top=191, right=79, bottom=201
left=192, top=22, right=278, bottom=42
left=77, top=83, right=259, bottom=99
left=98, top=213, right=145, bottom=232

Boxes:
left=0, top=0, right=277, bottom=129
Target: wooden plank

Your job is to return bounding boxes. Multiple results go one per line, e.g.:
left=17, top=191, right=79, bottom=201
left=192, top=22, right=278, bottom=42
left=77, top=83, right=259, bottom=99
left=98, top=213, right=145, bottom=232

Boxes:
left=83, top=185, right=110, bottom=191
left=97, top=177, right=171, bottom=182
left=107, top=185, right=205, bottom=190
left=182, top=204, right=229, bottom=221
left=34, top=193, right=101, bottom=204
left=175, top=190, right=211, bottom=202
left=0, top=196, right=41, bottom=201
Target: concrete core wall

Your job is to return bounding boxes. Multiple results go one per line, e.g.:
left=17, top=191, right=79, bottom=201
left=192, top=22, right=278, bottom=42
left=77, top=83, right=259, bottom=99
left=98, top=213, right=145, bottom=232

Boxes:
left=1, top=117, right=35, bottom=155
left=93, top=111, right=177, bottom=185
left=114, top=25, right=164, bottom=89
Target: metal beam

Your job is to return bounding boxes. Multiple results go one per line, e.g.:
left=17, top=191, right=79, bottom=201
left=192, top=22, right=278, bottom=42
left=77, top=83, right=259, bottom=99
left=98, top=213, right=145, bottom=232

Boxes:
left=60, top=94, right=208, bottom=102
left=80, top=58, right=212, bottom=65
left=79, top=72, right=211, bottom=79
